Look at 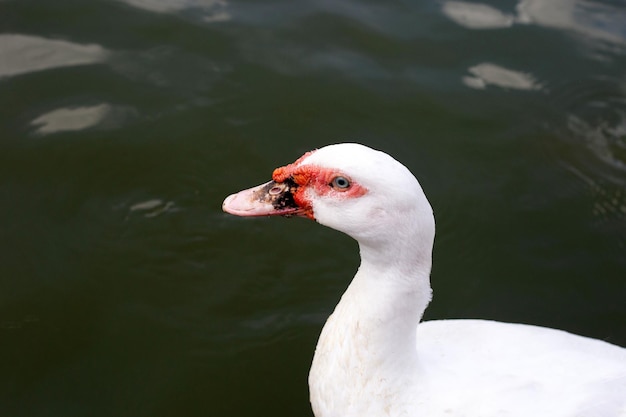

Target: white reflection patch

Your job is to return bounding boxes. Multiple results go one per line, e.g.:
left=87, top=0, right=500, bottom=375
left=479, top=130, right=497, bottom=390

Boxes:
left=129, top=199, right=178, bottom=218
left=442, top=1, right=514, bottom=29
left=118, top=0, right=230, bottom=21
left=463, top=63, right=540, bottom=90
left=442, top=0, right=626, bottom=48
left=31, top=104, right=111, bottom=134
left=0, top=34, right=109, bottom=78
left=517, top=0, right=626, bottom=45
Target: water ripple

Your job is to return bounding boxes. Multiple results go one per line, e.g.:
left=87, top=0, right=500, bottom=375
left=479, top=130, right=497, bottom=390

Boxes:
left=547, top=76, right=626, bottom=182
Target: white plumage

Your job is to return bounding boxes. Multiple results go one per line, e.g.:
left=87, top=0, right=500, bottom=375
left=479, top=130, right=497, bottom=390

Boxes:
left=223, top=143, right=626, bottom=417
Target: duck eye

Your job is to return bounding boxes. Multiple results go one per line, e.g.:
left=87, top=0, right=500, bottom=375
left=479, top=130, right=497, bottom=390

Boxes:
left=331, top=176, right=351, bottom=189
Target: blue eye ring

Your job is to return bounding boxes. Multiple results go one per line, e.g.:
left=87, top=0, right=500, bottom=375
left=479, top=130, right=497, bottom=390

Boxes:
left=331, top=176, right=351, bottom=189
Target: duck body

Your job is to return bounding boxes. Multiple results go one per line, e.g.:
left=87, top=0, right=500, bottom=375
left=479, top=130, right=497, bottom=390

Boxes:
left=222, top=143, right=626, bottom=417
left=413, top=320, right=626, bottom=417
left=313, top=315, right=626, bottom=417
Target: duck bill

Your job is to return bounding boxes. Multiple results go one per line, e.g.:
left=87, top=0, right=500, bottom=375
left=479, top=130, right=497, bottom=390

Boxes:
left=222, top=180, right=308, bottom=218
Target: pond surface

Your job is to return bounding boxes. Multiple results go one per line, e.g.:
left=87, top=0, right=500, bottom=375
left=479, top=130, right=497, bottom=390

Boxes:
left=1, top=1, right=625, bottom=416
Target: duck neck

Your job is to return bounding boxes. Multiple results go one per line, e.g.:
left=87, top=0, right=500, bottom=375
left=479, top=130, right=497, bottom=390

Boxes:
left=309, top=236, right=433, bottom=416
left=349, top=240, right=433, bottom=356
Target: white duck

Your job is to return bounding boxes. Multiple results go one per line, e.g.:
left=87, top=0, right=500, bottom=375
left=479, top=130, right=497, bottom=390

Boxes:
left=222, top=143, right=626, bottom=417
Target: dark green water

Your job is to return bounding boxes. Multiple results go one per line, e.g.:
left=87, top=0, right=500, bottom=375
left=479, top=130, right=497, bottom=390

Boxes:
left=1, top=1, right=625, bottom=416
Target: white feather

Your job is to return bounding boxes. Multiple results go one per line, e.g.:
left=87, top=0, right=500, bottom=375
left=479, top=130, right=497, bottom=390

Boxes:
left=297, top=144, right=626, bottom=417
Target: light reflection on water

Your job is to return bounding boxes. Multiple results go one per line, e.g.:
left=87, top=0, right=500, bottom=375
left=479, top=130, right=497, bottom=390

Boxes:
left=0, top=34, right=109, bottom=78
left=444, top=0, right=626, bottom=48
left=116, top=0, right=230, bottom=21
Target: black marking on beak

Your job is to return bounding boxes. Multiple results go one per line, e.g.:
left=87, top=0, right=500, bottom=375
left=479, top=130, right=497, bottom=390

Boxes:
left=254, top=178, right=300, bottom=211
